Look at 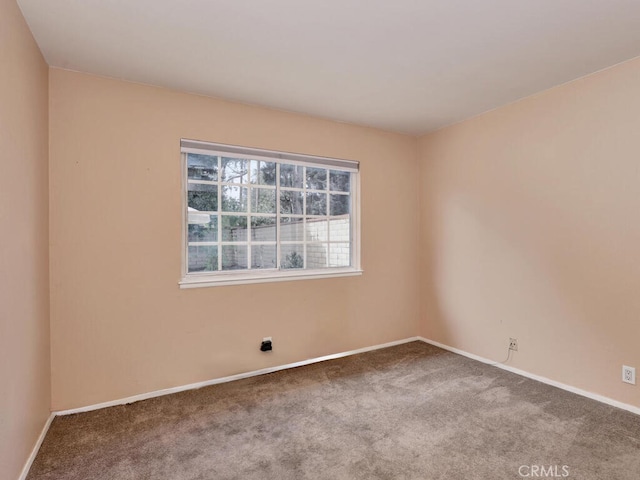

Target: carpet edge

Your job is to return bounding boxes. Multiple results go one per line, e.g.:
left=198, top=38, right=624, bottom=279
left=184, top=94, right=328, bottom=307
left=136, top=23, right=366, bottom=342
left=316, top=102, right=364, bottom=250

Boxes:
left=418, top=336, right=640, bottom=416
left=19, top=412, right=55, bottom=480
left=55, top=337, right=422, bottom=416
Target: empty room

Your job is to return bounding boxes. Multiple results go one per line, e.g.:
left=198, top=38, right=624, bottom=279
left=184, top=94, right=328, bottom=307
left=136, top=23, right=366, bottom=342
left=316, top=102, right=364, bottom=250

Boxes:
left=2, top=1, right=640, bottom=479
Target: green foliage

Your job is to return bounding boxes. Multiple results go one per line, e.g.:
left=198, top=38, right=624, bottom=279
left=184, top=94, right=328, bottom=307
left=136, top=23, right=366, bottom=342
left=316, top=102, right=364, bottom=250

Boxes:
left=280, top=164, right=304, bottom=188
left=188, top=190, right=218, bottom=212
left=252, top=188, right=276, bottom=214
left=187, top=154, right=218, bottom=180
left=280, top=190, right=303, bottom=214
left=255, top=161, right=276, bottom=185
left=188, top=222, right=216, bottom=242
left=221, top=193, right=244, bottom=212
left=284, top=251, right=304, bottom=269
left=305, top=167, right=327, bottom=190
left=329, top=170, right=350, bottom=192
left=251, top=216, right=274, bottom=227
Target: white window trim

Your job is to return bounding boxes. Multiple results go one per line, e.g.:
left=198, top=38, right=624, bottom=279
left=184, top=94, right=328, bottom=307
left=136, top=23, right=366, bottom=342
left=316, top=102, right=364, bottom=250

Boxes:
left=179, top=140, right=362, bottom=288
left=179, top=268, right=363, bottom=288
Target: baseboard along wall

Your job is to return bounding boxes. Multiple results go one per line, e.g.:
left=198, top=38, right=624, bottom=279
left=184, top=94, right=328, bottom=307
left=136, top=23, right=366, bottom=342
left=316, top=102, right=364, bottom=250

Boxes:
left=417, top=337, right=640, bottom=416
left=18, top=413, right=55, bottom=480
left=55, top=337, right=422, bottom=416
left=21, top=335, right=640, bottom=479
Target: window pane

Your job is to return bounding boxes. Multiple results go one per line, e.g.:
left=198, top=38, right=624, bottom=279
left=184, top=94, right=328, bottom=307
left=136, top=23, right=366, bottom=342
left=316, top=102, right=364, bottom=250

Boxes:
left=251, top=216, right=276, bottom=241
left=280, top=164, right=304, bottom=188
left=221, top=157, right=249, bottom=183
left=306, top=192, right=327, bottom=216
left=222, top=245, right=247, bottom=270
left=280, top=190, right=304, bottom=214
left=188, top=184, right=218, bottom=212
left=188, top=245, right=218, bottom=272
left=251, top=187, right=276, bottom=214
left=330, top=194, right=350, bottom=216
left=307, top=243, right=328, bottom=268
left=188, top=214, right=217, bottom=242
left=280, top=217, right=304, bottom=242
left=252, top=245, right=277, bottom=269
left=329, top=243, right=350, bottom=267
left=281, top=244, right=304, bottom=269
left=329, top=170, right=350, bottom=192
left=222, top=186, right=248, bottom=212
left=250, top=160, right=276, bottom=185
left=329, top=217, right=350, bottom=242
left=184, top=144, right=358, bottom=280
left=221, top=216, right=248, bottom=241
left=306, top=167, right=327, bottom=190
left=188, top=154, right=218, bottom=181
left=306, top=218, right=328, bottom=241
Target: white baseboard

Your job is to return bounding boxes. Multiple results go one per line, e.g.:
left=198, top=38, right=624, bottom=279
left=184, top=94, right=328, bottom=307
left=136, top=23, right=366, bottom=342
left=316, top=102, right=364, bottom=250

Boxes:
left=417, top=336, right=640, bottom=416
left=19, top=412, right=55, bottom=480
left=23, top=335, right=638, bottom=478
left=55, top=337, right=422, bottom=416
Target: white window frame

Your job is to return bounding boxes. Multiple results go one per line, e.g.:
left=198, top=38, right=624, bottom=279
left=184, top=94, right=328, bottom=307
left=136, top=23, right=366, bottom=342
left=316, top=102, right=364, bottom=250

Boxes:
left=179, top=139, right=362, bottom=288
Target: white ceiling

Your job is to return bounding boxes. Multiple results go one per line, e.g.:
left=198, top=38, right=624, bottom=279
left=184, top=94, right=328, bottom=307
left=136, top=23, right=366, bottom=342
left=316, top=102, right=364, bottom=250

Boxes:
left=17, top=0, right=640, bottom=135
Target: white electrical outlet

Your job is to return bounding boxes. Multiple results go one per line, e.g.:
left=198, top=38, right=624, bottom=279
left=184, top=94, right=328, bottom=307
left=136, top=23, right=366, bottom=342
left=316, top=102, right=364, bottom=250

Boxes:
left=509, top=338, right=518, bottom=351
left=622, top=365, right=636, bottom=385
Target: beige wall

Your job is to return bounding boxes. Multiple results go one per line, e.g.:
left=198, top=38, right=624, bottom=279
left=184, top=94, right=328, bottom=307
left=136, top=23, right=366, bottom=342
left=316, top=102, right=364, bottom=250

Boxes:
left=0, top=2, right=636, bottom=469
left=419, top=57, right=640, bottom=407
left=20, top=10, right=639, bottom=421
left=49, top=69, right=420, bottom=410
left=0, top=0, right=51, bottom=478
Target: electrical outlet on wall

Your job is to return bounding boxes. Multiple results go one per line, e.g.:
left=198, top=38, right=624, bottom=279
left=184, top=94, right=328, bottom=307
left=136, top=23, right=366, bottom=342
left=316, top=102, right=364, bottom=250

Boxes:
left=509, top=338, right=518, bottom=351
left=260, top=337, right=273, bottom=352
left=622, top=366, right=636, bottom=385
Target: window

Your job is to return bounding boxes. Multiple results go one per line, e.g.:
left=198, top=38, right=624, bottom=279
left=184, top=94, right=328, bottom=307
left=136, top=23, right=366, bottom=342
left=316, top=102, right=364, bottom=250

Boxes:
left=180, top=140, right=361, bottom=288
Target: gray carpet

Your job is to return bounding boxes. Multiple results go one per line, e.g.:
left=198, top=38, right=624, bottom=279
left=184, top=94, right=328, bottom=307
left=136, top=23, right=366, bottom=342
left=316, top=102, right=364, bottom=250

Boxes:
left=27, top=342, right=640, bottom=479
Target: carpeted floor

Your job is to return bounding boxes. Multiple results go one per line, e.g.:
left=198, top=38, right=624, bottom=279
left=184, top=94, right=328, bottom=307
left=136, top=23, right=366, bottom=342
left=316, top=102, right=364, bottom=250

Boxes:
left=28, top=341, right=640, bottom=479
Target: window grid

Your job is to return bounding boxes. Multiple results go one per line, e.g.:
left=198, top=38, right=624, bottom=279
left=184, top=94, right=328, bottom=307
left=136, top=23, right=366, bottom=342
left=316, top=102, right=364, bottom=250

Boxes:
left=185, top=151, right=354, bottom=276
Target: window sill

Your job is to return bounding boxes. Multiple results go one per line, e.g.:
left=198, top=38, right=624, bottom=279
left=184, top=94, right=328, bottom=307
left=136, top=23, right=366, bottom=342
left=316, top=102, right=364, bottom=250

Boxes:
left=179, top=268, right=363, bottom=288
